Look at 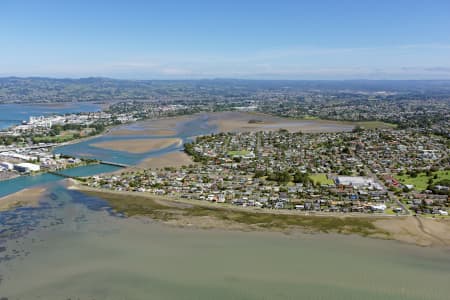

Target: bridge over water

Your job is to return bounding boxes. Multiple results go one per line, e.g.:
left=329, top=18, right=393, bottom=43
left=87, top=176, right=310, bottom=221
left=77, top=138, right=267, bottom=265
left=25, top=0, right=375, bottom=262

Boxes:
left=47, top=170, right=82, bottom=180
left=47, top=161, right=128, bottom=180
left=99, top=161, right=130, bottom=168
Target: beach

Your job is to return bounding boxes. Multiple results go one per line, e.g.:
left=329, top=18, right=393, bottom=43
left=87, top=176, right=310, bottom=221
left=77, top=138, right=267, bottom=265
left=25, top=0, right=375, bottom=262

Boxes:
left=90, top=138, right=182, bottom=153
left=69, top=183, right=450, bottom=248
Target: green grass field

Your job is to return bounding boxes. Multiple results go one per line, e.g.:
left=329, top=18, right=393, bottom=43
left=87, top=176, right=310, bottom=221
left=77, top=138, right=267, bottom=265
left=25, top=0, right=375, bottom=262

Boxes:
left=396, top=170, right=450, bottom=191
left=33, top=134, right=75, bottom=143
left=309, top=173, right=334, bottom=185
left=356, top=121, right=397, bottom=129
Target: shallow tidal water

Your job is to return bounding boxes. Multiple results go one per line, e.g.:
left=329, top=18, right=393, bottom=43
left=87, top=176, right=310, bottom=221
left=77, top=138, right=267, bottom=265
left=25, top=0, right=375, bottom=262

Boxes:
left=0, top=184, right=450, bottom=300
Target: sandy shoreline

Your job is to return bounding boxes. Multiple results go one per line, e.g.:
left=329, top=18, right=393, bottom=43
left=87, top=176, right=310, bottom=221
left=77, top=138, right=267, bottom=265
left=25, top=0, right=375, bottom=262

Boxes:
left=69, top=182, right=450, bottom=248
left=90, top=138, right=182, bottom=153
left=0, top=187, right=46, bottom=211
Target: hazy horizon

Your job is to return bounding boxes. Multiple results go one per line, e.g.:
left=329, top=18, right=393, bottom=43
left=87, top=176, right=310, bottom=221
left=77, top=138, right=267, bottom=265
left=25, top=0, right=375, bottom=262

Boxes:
left=2, top=0, right=450, bottom=80
left=3, top=76, right=450, bottom=82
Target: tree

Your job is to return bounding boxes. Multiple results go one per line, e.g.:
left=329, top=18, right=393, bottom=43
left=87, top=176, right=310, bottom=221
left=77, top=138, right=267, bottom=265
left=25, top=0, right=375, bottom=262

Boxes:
left=293, top=171, right=310, bottom=184
left=254, top=170, right=265, bottom=178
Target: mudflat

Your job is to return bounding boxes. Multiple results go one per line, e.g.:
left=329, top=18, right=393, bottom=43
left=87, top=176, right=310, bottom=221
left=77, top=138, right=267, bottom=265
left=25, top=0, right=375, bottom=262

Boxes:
left=109, top=115, right=195, bottom=136
left=108, top=112, right=368, bottom=137
left=374, top=216, right=450, bottom=247
left=0, top=187, right=45, bottom=211
left=110, top=128, right=176, bottom=136
left=207, top=111, right=356, bottom=133
left=90, top=138, right=182, bottom=153
left=71, top=184, right=450, bottom=248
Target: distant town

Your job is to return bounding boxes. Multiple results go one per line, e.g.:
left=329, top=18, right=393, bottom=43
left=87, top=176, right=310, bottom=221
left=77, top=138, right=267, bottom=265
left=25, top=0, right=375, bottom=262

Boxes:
left=88, top=127, right=449, bottom=216
left=0, top=102, right=193, bottom=180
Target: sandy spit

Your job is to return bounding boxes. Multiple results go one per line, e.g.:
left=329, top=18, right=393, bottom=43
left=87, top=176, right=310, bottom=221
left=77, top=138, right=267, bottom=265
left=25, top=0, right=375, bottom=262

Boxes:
left=0, top=187, right=46, bottom=211
left=90, top=138, right=182, bottom=154
left=135, top=151, right=193, bottom=169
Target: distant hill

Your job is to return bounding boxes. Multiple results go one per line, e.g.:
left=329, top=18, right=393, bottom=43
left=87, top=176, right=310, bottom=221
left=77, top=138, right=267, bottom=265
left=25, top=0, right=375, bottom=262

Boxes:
left=1, top=77, right=449, bottom=103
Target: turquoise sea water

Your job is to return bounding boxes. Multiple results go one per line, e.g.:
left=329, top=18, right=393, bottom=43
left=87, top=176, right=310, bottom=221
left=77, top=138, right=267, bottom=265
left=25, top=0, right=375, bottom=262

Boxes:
left=0, top=173, right=60, bottom=198
left=0, top=164, right=121, bottom=198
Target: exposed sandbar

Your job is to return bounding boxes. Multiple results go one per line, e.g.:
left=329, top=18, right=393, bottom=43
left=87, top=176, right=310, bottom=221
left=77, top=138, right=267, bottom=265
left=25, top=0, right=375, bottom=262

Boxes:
left=0, top=187, right=45, bottom=211
left=136, top=151, right=193, bottom=169
left=90, top=138, right=182, bottom=153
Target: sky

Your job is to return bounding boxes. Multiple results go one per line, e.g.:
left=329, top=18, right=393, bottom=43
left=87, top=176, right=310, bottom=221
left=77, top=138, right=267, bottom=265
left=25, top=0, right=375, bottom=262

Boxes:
left=1, top=0, right=450, bottom=80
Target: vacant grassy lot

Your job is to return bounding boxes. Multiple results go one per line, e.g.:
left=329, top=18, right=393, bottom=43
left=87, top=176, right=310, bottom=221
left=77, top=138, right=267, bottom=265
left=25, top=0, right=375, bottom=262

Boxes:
left=33, top=134, right=75, bottom=143
left=309, top=173, right=334, bottom=185
left=396, top=170, right=450, bottom=191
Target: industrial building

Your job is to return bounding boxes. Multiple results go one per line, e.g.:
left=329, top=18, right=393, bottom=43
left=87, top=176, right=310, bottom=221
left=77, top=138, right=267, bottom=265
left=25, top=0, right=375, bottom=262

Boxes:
left=13, top=162, right=41, bottom=173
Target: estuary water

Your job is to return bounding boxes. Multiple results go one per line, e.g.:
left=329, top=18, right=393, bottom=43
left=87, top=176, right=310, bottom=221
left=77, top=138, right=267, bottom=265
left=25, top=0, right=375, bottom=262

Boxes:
left=54, top=113, right=216, bottom=164
left=0, top=114, right=217, bottom=197
left=0, top=164, right=120, bottom=198
left=0, top=102, right=101, bottom=130
left=0, top=184, right=449, bottom=299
